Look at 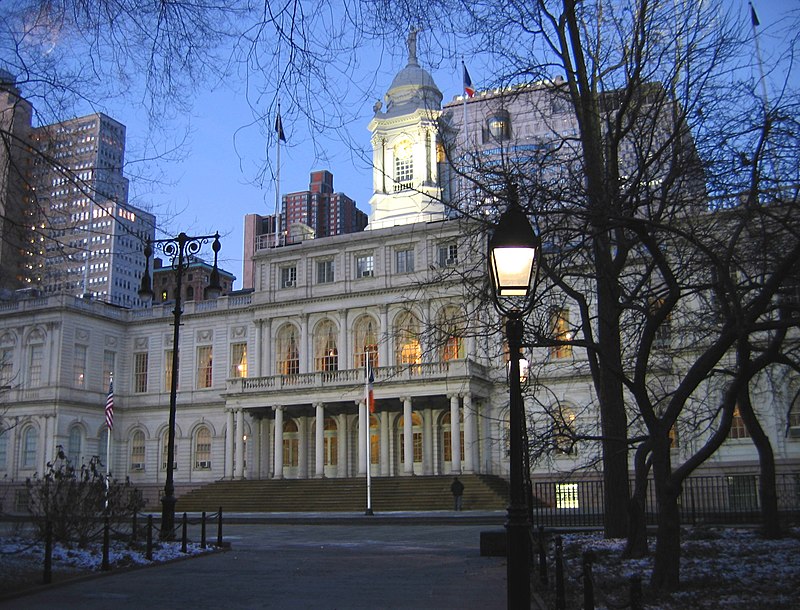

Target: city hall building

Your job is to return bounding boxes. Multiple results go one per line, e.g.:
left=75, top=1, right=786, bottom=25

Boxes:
left=0, top=40, right=798, bottom=508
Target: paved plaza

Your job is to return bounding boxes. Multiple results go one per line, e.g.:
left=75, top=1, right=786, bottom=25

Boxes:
left=2, top=517, right=511, bottom=609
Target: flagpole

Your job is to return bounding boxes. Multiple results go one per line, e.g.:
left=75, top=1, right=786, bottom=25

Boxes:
left=275, top=101, right=282, bottom=248
left=749, top=3, right=769, bottom=108
left=365, top=360, right=374, bottom=516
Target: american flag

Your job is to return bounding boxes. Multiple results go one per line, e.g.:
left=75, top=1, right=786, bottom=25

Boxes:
left=105, top=381, right=114, bottom=430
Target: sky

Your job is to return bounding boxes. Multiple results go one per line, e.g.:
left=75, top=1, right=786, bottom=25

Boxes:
left=92, top=0, right=795, bottom=290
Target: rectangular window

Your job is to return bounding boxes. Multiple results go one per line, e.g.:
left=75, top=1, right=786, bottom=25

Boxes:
left=356, top=254, right=374, bottom=278
left=102, top=350, right=115, bottom=389
left=74, top=345, right=87, bottom=388
left=396, top=249, right=414, bottom=274
left=231, top=343, right=248, bottom=378
left=437, top=243, right=458, bottom=267
left=28, top=345, right=43, bottom=387
left=133, top=352, right=148, bottom=393
left=164, top=350, right=178, bottom=391
left=0, top=348, right=13, bottom=386
left=281, top=266, right=297, bottom=288
left=549, top=308, right=573, bottom=359
left=197, top=346, right=213, bottom=389
left=555, top=483, right=580, bottom=509
left=317, top=260, right=334, bottom=284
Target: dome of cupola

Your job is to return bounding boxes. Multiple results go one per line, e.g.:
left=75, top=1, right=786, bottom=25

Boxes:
left=379, top=29, right=443, bottom=117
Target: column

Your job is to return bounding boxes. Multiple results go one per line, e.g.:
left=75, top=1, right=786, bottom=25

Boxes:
left=403, top=397, right=413, bottom=475
left=224, top=409, right=234, bottom=479
left=39, top=415, right=51, bottom=474
left=450, top=394, right=462, bottom=474
left=338, top=309, right=348, bottom=371
left=263, top=318, right=273, bottom=376
left=337, top=413, right=348, bottom=478
left=379, top=305, right=389, bottom=367
left=463, top=393, right=476, bottom=473
left=255, top=320, right=263, bottom=377
left=357, top=400, right=367, bottom=475
left=315, top=403, right=325, bottom=478
left=234, top=409, right=245, bottom=479
left=422, top=407, right=434, bottom=475
left=273, top=406, right=284, bottom=479
left=300, top=314, right=309, bottom=374
left=298, top=416, right=308, bottom=479
left=380, top=411, right=390, bottom=476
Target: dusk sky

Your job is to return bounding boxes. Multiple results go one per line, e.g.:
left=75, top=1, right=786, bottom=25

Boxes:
left=83, top=0, right=796, bottom=289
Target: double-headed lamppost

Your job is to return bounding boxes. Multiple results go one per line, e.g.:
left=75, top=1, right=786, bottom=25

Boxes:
left=138, top=232, right=222, bottom=540
left=488, top=189, right=540, bottom=610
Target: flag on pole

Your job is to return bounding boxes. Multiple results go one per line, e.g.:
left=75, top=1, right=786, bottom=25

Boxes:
left=366, top=362, right=375, bottom=413
left=105, top=381, right=114, bottom=430
left=463, top=62, right=476, bottom=98
left=749, top=3, right=760, bottom=27
left=275, top=111, right=286, bottom=142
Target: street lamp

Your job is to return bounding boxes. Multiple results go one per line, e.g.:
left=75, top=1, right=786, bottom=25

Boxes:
left=138, top=231, right=222, bottom=540
left=488, top=187, right=540, bottom=610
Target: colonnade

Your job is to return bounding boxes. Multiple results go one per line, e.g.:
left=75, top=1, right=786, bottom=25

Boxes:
left=223, top=393, right=481, bottom=480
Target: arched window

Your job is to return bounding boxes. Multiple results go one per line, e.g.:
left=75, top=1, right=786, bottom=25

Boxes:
left=186, top=285, right=195, bottom=301
left=399, top=413, right=423, bottom=463
left=554, top=407, right=577, bottom=456
left=276, top=325, right=300, bottom=376
left=394, top=139, right=414, bottom=191
left=549, top=308, right=573, bottom=359
left=160, top=430, right=177, bottom=470
left=0, top=434, right=7, bottom=471
left=441, top=413, right=464, bottom=462
left=283, top=420, right=299, bottom=467
left=730, top=406, right=750, bottom=439
left=394, top=311, right=421, bottom=366
left=324, top=418, right=338, bottom=466
left=486, top=110, right=511, bottom=141
left=67, top=425, right=82, bottom=465
left=130, top=430, right=145, bottom=470
left=353, top=316, right=379, bottom=370
left=0, top=332, right=16, bottom=386
left=26, top=329, right=45, bottom=387
left=314, top=320, right=339, bottom=372
left=195, top=426, right=212, bottom=469
left=21, top=426, right=37, bottom=468
left=437, top=306, right=465, bottom=361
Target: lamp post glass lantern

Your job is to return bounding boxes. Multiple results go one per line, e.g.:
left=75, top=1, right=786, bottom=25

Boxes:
left=138, top=231, right=222, bottom=540
left=488, top=197, right=540, bottom=610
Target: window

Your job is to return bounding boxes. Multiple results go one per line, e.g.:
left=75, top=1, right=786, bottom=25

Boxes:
left=353, top=316, right=379, bottom=370
left=283, top=420, right=299, bottom=466
left=277, top=325, right=300, bottom=375
left=0, top=434, right=6, bottom=471
left=549, top=308, right=573, bottom=359
left=186, top=285, right=195, bottom=300
left=98, top=427, right=108, bottom=468
left=486, top=110, right=511, bottom=141
left=789, top=399, right=800, bottom=433
left=442, top=413, right=464, bottom=462
left=197, top=346, right=213, bottom=389
left=554, top=407, right=577, bottom=455
left=317, top=259, right=334, bottom=284
left=74, top=345, right=87, bottom=388
left=395, top=311, right=422, bottom=365
left=356, top=254, right=374, bottom=278
left=730, top=406, right=750, bottom=439
left=437, top=243, right=458, bottom=267
left=394, top=140, right=413, bottom=191
left=160, top=431, right=177, bottom=470
left=164, top=350, right=178, bottom=390
left=27, top=342, right=43, bottom=387
left=130, top=430, right=145, bottom=470
left=399, top=413, right=423, bottom=463
left=0, top=346, right=14, bottom=386
left=396, top=248, right=414, bottom=274
left=281, top=266, right=297, bottom=288
left=133, top=352, right=148, bottom=393
left=727, top=475, right=758, bottom=511
left=195, top=426, right=212, bottom=469
left=230, top=343, right=248, bottom=378
left=68, top=426, right=82, bottom=464
left=323, top=418, right=338, bottom=466
left=21, top=426, right=37, bottom=468
left=438, top=306, right=464, bottom=361
left=555, top=483, right=579, bottom=509
left=314, top=320, right=338, bottom=372
left=102, top=350, right=115, bottom=390
left=650, top=298, right=672, bottom=348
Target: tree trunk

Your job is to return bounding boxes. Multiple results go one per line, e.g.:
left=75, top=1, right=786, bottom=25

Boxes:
left=738, top=389, right=782, bottom=538
left=624, top=443, right=651, bottom=558
left=650, top=445, right=681, bottom=591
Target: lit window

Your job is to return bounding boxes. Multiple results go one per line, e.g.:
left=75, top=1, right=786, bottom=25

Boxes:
left=555, top=483, right=579, bottom=509
left=554, top=407, right=577, bottom=456
left=394, top=311, right=421, bottom=365
left=277, top=325, right=300, bottom=375
left=130, top=430, right=145, bottom=470
left=438, top=306, right=464, bottom=361
left=231, top=343, right=248, bottom=378
left=354, top=316, right=379, bottom=370
left=394, top=140, right=413, bottom=191
left=314, top=320, right=338, bottom=372
left=323, top=418, right=338, bottom=466
left=549, top=308, right=573, bottom=359
left=197, top=346, right=213, bottom=389
left=164, top=350, right=178, bottom=390
left=730, top=406, right=750, bottom=439
left=102, top=350, right=115, bottom=389
left=399, top=413, right=423, bottom=463
left=74, top=344, right=87, bottom=388
left=283, top=420, right=299, bottom=466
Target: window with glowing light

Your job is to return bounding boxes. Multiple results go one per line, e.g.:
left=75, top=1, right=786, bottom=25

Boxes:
left=394, top=311, right=421, bottom=365
left=231, top=342, right=248, bottom=378
left=549, top=308, right=573, bottom=359
left=314, top=320, right=339, bottom=372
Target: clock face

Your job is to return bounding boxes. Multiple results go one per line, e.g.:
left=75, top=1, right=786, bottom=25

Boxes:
left=396, top=140, right=412, bottom=158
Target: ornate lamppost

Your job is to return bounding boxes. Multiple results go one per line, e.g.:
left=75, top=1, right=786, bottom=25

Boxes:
left=138, top=232, right=222, bottom=540
left=488, top=188, right=540, bottom=609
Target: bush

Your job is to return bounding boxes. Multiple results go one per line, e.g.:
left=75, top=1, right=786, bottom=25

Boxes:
left=25, top=448, right=146, bottom=547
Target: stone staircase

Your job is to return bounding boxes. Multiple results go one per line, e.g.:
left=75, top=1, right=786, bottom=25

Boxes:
left=175, top=474, right=509, bottom=513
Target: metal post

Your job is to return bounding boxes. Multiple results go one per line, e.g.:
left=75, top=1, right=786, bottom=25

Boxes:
left=181, top=512, right=188, bottom=553
left=505, top=316, right=530, bottom=609
left=43, top=521, right=52, bottom=584
left=102, top=517, right=110, bottom=571
left=583, top=550, right=594, bottom=610
left=555, top=535, right=565, bottom=610
left=201, top=511, right=207, bottom=549
left=217, top=507, right=223, bottom=547
left=146, top=515, right=153, bottom=561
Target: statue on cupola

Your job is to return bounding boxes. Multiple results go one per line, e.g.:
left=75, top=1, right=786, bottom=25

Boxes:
left=366, top=27, right=447, bottom=230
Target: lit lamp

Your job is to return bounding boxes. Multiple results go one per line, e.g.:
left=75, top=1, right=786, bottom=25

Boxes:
left=488, top=187, right=540, bottom=610
left=139, top=231, right=222, bottom=540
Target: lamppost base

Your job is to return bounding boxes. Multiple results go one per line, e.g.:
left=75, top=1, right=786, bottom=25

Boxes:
left=160, top=494, right=177, bottom=541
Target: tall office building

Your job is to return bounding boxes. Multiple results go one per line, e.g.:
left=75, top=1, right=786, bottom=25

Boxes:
left=242, top=170, right=367, bottom=289
left=0, top=71, right=34, bottom=291
left=28, top=113, right=155, bottom=307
